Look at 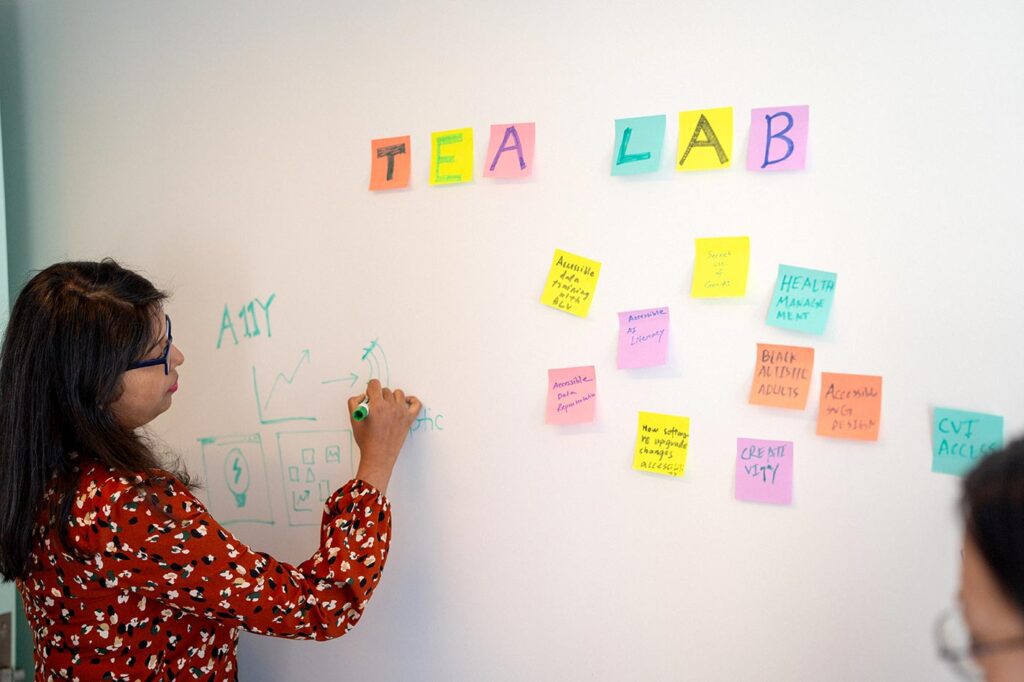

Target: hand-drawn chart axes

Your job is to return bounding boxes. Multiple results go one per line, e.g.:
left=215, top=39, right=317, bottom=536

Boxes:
left=252, top=349, right=317, bottom=425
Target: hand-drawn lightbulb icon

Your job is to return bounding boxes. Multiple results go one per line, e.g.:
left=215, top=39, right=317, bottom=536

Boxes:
left=224, top=447, right=251, bottom=508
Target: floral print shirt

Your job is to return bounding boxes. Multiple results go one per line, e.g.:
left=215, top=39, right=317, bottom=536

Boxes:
left=16, top=458, right=391, bottom=680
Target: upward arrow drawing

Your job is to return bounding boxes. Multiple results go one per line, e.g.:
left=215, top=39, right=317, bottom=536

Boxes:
left=263, top=350, right=311, bottom=410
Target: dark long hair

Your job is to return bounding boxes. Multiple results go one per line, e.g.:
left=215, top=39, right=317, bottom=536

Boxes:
left=0, top=259, right=190, bottom=581
left=962, top=436, right=1024, bottom=613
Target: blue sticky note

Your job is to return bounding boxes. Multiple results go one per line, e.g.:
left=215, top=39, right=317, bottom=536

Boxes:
left=766, top=265, right=836, bottom=335
left=611, top=115, right=666, bottom=175
left=932, top=408, right=1004, bottom=476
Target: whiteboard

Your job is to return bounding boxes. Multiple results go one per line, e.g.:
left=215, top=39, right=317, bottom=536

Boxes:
left=5, top=2, right=1024, bottom=680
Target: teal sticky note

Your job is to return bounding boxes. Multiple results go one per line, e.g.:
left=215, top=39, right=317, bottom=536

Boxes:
left=611, top=115, right=666, bottom=175
left=932, top=408, right=1004, bottom=476
left=766, top=265, right=836, bottom=335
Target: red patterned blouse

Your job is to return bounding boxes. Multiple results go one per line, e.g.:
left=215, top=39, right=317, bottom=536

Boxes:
left=16, top=457, right=391, bottom=680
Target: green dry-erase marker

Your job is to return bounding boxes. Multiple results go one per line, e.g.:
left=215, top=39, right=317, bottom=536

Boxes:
left=352, top=396, right=370, bottom=422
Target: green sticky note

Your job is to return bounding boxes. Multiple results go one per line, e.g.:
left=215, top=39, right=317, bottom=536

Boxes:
left=932, top=407, right=1004, bottom=476
left=766, top=265, right=836, bottom=335
left=611, top=115, right=666, bottom=176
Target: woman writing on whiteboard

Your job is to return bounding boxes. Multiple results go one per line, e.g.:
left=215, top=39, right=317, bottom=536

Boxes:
left=938, top=436, right=1024, bottom=680
left=0, top=260, right=421, bottom=679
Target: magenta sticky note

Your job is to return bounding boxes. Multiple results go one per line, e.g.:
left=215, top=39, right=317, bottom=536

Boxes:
left=617, top=307, right=670, bottom=369
left=484, top=123, right=535, bottom=179
left=545, top=366, right=596, bottom=424
left=735, top=438, right=793, bottom=505
left=746, top=106, right=809, bottom=171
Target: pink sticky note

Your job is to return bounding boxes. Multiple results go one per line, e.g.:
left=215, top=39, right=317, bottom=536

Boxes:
left=735, top=438, right=793, bottom=505
left=545, top=366, right=596, bottom=424
left=617, top=307, right=670, bottom=369
left=483, top=123, right=535, bottom=179
left=746, top=106, right=809, bottom=171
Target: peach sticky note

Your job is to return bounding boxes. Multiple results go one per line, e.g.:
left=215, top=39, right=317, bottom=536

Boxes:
left=430, top=128, right=473, bottom=185
left=633, top=411, right=690, bottom=478
left=545, top=366, right=596, bottom=424
left=691, top=236, right=750, bottom=297
left=749, top=344, right=815, bottom=410
left=677, top=107, right=733, bottom=171
left=484, top=123, right=535, bottom=179
left=369, top=135, right=411, bottom=191
left=816, top=373, right=883, bottom=441
left=540, top=249, right=602, bottom=318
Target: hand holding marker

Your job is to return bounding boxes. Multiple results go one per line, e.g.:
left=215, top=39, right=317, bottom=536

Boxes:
left=348, top=379, right=423, bottom=494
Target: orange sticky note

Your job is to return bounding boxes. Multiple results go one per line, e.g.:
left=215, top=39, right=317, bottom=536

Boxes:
left=749, top=344, right=814, bottom=410
left=816, top=373, right=883, bottom=441
left=369, top=135, right=411, bottom=191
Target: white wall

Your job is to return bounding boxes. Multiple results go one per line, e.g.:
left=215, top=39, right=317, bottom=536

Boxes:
left=3, top=2, right=1023, bottom=680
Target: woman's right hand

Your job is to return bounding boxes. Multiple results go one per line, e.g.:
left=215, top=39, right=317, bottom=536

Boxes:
left=349, top=379, right=422, bottom=493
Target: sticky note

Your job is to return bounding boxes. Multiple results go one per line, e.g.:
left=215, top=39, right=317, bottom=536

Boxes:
left=430, top=128, right=473, bottom=185
left=816, top=373, right=883, bottom=441
left=749, top=343, right=814, bottom=410
left=369, top=135, right=411, bottom=191
left=747, top=105, right=809, bottom=171
left=545, top=366, right=597, bottom=425
left=691, top=237, right=750, bottom=297
left=767, top=265, right=836, bottom=335
left=736, top=438, right=793, bottom=505
left=633, top=412, right=690, bottom=478
left=932, top=408, right=1004, bottom=476
left=484, top=123, right=535, bottom=179
left=617, top=307, right=670, bottom=369
left=677, top=107, right=732, bottom=171
left=540, top=249, right=602, bottom=318
left=611, top=115, right=666, bottom=175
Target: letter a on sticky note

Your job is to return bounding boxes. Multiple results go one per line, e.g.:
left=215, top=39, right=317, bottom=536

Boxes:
left=736, top=438, right=793, bottom=505
left=484, top=123, right=535, bottom=179
left=677, top=107, right=732, bottom=171
left=546, top=366, right=597, bottom=425
left=430, top=128, right=473, bottom=185
left=816, top=373, right=882, bottom=441
left=633, top=412, right=690, bottom=477
left=749, top=343, right=814, bottom=410
left=540, top=249, right=602, bottom=318
left=370, top=135, right=411, bottom=191
left=617, top=307, right=670, bottom=369
left=747, top=105, right=809, bottom=171
left=932, top=407, right=1004, bottom=477
left=612, top=115, right=666, bottom=176
left=691, top=237, right=750, bottom=297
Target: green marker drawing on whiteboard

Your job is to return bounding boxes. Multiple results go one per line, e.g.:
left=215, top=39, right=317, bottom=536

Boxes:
left=352, top=396, right=370, bottom=422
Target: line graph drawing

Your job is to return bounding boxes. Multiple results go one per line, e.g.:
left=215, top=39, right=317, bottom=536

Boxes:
left=252, top=349, right=316, bottom=425
left=320, top=339, right=390, bottom=389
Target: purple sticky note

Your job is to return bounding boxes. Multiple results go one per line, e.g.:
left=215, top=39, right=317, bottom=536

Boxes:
left=617, top=307, right=670, bottom=369
left=735, top=438, right=793, bottom=505
left=746, top=106, right=809, bottom=171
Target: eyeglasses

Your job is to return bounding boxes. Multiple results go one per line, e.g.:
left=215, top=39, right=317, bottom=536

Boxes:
left=126, top=315, right=172, bottom=375
left=935, top=607, right=1024, bottom=679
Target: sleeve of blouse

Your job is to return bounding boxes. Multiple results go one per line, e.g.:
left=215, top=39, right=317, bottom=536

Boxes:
left=75, top=472, right=392, bottom=640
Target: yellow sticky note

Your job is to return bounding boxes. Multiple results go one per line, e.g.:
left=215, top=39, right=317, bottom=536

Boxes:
left=540, top=249, right=602, bottom=318
left=633, top=411, right=690, bottom=477
left=677, top=107, right=733, bottom=171
left=430, top=128, right=473, bottom=185
left=691, top=236, right=750, bottom=298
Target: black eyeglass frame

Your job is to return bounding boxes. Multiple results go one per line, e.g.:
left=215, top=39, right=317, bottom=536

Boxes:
left=126, top=315, right=172, bottom=375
